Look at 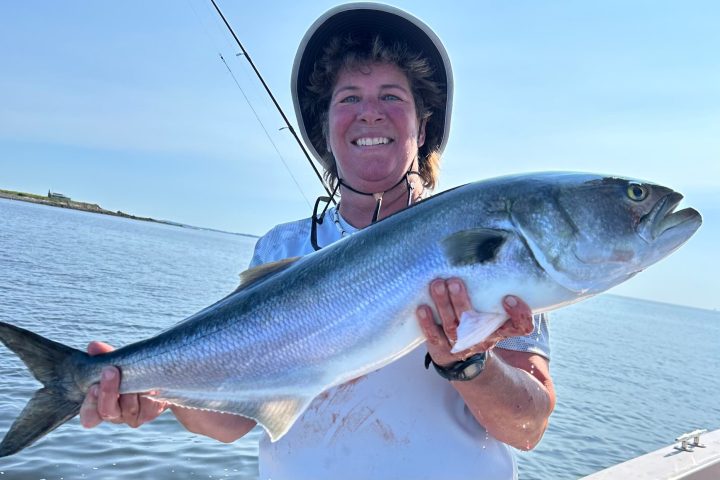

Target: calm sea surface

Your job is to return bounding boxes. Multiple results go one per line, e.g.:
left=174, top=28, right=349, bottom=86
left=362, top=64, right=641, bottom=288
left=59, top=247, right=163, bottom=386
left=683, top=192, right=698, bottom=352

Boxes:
left=1, top=197, right=719, bottom=479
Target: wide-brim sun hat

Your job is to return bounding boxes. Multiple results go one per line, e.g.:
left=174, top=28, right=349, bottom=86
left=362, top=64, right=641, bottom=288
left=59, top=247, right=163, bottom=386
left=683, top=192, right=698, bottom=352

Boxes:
left=292, top=2, right=453, bottom=171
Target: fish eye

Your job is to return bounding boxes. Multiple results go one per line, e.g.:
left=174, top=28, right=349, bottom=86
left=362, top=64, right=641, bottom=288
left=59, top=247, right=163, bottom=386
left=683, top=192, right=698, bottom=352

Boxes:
left=626, top=182, right=648, bottom=201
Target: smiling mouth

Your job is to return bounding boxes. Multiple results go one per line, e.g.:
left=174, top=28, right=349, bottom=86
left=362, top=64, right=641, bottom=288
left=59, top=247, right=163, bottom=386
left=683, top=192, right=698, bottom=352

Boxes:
left=352, top=137, right=393, bottom=146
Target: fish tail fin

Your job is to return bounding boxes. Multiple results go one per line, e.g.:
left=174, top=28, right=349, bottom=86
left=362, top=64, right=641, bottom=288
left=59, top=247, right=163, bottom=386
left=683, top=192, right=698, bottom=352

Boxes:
left=0, top=321, right=86, bottom=457
left=1, top=387, right=82, bottom=458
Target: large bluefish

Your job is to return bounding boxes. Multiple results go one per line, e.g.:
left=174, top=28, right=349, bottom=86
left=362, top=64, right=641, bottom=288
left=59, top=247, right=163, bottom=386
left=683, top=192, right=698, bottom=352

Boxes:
left=0, top=172, right=702, bottom=457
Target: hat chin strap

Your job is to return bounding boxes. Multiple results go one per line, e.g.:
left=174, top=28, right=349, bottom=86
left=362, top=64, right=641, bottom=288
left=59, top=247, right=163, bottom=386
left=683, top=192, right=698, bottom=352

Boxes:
left=310, top=165, right=423, bottom=252
left=338, top=166, right=421, bottom=224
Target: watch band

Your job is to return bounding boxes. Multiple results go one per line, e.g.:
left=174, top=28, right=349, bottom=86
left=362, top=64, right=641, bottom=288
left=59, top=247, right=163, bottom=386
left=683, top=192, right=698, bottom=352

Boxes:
left=424, top=350, right=488, bottom=381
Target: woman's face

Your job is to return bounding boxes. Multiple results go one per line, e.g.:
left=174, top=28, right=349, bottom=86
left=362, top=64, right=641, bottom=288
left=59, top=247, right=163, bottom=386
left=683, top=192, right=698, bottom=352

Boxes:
left=327, top=62, right=426, bottom=193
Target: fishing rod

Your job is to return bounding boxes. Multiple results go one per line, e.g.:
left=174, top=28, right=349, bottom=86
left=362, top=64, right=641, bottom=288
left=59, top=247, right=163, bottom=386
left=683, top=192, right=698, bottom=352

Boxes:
left=209, top=0, right=336, bottom=203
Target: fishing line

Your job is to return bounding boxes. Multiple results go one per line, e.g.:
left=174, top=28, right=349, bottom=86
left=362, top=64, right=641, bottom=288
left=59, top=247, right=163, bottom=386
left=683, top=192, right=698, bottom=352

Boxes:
left=208, top=0, right=336, bottom=204
left=185, top=0, right=316, bottom=208
left=188, top=0, right=279, bottom=126
left=217, top=53, right=312, bottom=208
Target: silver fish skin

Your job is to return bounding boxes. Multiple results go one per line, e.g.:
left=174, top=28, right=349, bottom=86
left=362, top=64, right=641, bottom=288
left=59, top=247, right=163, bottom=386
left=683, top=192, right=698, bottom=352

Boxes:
left=0, top=171, right=702, bottom=457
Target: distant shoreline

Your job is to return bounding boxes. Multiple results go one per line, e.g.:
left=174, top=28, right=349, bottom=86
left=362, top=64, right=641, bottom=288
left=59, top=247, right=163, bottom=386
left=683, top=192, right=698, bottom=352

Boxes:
left=0, top=188, right=257, bottom=238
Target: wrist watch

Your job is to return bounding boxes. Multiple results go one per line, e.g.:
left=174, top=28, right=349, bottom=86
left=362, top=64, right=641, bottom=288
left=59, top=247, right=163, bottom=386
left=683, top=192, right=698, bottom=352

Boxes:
left=424, top=350, right=489, bottom=382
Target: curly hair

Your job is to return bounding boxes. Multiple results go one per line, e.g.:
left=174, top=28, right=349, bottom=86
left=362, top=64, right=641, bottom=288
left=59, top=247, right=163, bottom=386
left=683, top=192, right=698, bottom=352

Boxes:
left=303, top=34, right=445, bottom=190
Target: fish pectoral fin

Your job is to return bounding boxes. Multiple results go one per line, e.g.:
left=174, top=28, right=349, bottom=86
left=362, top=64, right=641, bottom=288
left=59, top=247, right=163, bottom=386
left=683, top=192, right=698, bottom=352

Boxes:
left=441, top=228, right=508, bottom=267
left=147, top=390, right=314, bottom=443
left=452, top=310, right=508, bottom=354
left=235, top=257, right=302, bottom=292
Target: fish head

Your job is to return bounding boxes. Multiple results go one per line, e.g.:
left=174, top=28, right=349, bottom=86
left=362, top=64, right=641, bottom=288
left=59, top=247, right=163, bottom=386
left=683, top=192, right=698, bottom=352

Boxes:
left=509, top=173, right=702, bottom=294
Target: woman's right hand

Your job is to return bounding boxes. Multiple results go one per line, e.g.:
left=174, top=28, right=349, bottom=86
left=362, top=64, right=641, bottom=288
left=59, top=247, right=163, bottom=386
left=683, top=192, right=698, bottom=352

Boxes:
left=78, top=341, right=257, bottom=442
left=79, top=341, right=168, bottom=429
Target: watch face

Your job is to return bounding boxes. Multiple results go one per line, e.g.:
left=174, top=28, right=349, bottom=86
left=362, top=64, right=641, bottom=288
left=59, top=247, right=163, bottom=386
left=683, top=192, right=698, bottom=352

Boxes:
left=462, top=362, right=484, bottom=380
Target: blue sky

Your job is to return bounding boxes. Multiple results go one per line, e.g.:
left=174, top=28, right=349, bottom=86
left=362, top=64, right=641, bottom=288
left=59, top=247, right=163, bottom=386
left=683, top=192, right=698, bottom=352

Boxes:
left=1, top=1, right=718, bottom=309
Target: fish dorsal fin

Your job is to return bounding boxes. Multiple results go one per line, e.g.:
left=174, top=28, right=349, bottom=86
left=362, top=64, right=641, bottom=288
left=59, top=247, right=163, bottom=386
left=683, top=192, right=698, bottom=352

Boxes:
left=441, top=228, right=508, bottom=266
left=235, top=257, right=302, bottom=293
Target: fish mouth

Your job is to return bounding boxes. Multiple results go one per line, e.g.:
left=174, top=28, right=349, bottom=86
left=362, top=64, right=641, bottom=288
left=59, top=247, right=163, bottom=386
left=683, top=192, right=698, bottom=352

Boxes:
left=639, top=192, right=702, bottom=243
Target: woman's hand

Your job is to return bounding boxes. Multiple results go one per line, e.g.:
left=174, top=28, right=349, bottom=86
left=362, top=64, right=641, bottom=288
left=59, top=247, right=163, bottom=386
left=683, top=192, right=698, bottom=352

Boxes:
left=416, top=277, right=555, bottom=450
left=416, top=278, right=534, bottom=366
left=79, top=341, right=168, bottom=429
left=78, top=341, right=257, bottom=442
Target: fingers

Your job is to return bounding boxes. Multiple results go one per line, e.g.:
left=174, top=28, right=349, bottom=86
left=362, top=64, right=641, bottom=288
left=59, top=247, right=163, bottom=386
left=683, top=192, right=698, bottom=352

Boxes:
left=138, top=395, right=169, bottom=425
left=500, top=295, right=534, bottom=336
left=446, top=280, right=473, bottom=319
left=81, top=342, right=118, bottom=428
left=80, top=365, right=166, bottom=428
left=418, top=279, right=537, bottom=367
left=97, top=367, right=122, bottom=421
left=416, top=305, right=455, bottom=366
left=117, top=392, right=168, bottom=428
left=118, top=390, right=141, bottom=427
left=420, top=278, right=478, bottom=365
left=80, top=385, right=103, bottom=428
left=429, top=278, right=471, bottom=344
left=87, top=341, right=114, bottom=356
left=81, top=342, right=165, bottom=429
left=417, top=305, right=447, bottom=348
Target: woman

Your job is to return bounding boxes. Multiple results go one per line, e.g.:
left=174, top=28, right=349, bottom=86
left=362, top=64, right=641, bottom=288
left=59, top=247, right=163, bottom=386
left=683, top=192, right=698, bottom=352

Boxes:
left=81, top=4, right=555, bottom=479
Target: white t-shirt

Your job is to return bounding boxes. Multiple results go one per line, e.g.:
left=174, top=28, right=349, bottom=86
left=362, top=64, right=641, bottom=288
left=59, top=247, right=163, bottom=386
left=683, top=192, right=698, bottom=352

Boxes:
left=250, top=206, right=550, bottom=480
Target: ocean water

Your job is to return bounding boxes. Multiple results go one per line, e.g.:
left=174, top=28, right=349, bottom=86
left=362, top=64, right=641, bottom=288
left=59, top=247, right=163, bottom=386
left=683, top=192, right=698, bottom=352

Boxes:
left=1, top=197, right=719, bottom=479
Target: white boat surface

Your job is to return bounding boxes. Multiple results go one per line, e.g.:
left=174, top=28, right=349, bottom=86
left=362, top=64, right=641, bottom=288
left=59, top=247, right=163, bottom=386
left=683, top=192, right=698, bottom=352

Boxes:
left=581, top=429, right=720, bottom=479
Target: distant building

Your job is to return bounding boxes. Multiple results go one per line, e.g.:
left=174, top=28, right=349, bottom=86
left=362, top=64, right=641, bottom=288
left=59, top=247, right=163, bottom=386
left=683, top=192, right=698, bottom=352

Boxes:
left=48, top=190, right=71, bottom=201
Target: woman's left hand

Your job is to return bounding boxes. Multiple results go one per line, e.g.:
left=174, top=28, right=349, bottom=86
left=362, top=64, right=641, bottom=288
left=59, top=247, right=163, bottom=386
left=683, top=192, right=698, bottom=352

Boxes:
left=417, top=277, right=555, bottom=450
left=416, top=277, right=534, bottom=367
